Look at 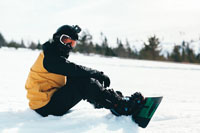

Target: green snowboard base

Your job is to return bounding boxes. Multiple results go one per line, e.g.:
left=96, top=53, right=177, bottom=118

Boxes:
left=132, top=96, right=163, bottom=128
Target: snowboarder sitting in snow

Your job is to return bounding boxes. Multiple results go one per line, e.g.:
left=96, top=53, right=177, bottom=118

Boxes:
left=25, top=25, right=145, bottom=117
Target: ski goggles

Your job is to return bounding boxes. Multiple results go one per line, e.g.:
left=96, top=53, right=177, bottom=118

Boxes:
left=60, top=34, right=76, bottom=48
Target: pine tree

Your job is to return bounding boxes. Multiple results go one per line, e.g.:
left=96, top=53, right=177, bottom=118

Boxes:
left=170, top=45, right=182, bottom=62
left=196, top=53, right=200, bottom=63
left=100, top=34, right=115, bottom=56
left=139, top=35, right=162, bottom=60
left=0, top=33, right=7, bottom=47
left=125, top=39, right=137, bottom=58
left=28, top=42, right=38, bottom=50
left=185, top=43, right=196, bottom=63
left=113, top=38, right=127, bottom=57
left=37, top=41, right=42, bottom=49
left=181, top=41, right=186, bottom=62
left=7, top=40, right=22, bottom=49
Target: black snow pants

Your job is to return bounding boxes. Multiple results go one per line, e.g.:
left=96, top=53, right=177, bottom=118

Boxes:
left=35, top=77, right=108, bottom=117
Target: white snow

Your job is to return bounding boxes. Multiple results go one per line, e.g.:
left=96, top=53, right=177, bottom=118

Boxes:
left=1, top=47, right=200, bottom=133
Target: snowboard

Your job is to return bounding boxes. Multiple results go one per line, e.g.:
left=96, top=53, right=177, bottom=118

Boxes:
left=132, top=96, right=163, bottom=128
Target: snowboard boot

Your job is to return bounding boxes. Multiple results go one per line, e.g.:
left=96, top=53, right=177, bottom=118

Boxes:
left=87, top=88, right=145, bottom=116
left=110, top=92, right=145, bottom=116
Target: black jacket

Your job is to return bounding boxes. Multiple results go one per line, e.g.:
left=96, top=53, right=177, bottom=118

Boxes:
left=42, top=41, right=102, bottom=78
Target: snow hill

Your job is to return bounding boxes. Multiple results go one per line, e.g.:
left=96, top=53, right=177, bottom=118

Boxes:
left=0, top=47, right=200, bottom=133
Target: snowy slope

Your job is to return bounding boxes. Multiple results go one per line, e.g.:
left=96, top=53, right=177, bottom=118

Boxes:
left=1, top=47, right=200, bottom=133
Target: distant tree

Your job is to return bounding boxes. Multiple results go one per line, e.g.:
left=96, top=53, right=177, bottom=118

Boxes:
left=96, top=32, right=107, bottom=55
left=95, top=43, right=103, bottom=55
left=0, top=33, right=7, bottom=47
left=113, top=38, right=127, bottom=57
left=125, top=38, right=137, bottom=58
left=196, top=53, right=200, bottom=63
left=87, top=41, right=95, bottom=54
left=100, top=33, right=115, bottom=56
left=185, top=43, right=196, bottom=63
left=170, top=45, right=182, bottom=62
left=28, top=42, right=38, bottom=50
left=18, top=39, right=26, bottom=48
left=74, top=30, right=94, bottom=54
left=36, top=41, right=42, bottom=49
left=125, top=39, right=131, bottom=57
left=181, top=41, right=186, bottom=62
left=139, top=35, right=162, bottom=60
left=6, top=40, right=23, bottom=49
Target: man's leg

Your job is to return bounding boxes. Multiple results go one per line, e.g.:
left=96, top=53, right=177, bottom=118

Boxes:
left=81, top=78, right=145, bottom=116
left=35, top=77, right=116, bottom=117
left=35, top=77, right=85, bottom=117
left=35, top=77, right=144, bottom=117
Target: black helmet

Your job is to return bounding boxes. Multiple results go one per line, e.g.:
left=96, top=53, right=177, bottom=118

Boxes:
left=53, top=25, right=81, bottom=41
left=52, top=25, right=81, bottom=58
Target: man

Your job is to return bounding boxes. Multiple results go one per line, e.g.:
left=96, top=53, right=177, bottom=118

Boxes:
left=25, top=24, right=144, bottom=117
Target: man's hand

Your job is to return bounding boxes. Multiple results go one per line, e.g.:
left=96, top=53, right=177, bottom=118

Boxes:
left=94, top=72, right=110, bottom=88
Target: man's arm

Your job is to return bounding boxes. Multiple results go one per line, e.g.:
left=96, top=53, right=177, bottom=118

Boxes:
left=43, top=55, right=110, bottom=88
left=43, top=55, right=100, bottom=77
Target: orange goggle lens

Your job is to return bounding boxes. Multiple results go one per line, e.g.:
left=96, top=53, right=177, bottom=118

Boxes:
left=60, top=35, right=76, bottom=48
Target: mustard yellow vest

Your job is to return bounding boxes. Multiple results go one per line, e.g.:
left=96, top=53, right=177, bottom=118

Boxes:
left=25, top=52, right=66, bottom=109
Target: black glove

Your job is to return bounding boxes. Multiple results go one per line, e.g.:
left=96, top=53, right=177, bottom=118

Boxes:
left=93, top=72, right=110, bottom=88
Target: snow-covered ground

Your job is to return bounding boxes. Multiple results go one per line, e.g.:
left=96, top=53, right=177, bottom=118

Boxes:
left=1, top=47, right=200, bottom=133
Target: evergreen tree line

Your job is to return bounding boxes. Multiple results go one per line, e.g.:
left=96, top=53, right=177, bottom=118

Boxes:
left=0, top=32, right=42, bottom=50
left=0, top=31, right=200, bottom=64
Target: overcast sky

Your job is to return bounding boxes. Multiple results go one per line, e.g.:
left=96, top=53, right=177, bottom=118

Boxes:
left=0, top=0, right=200, bottom=46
